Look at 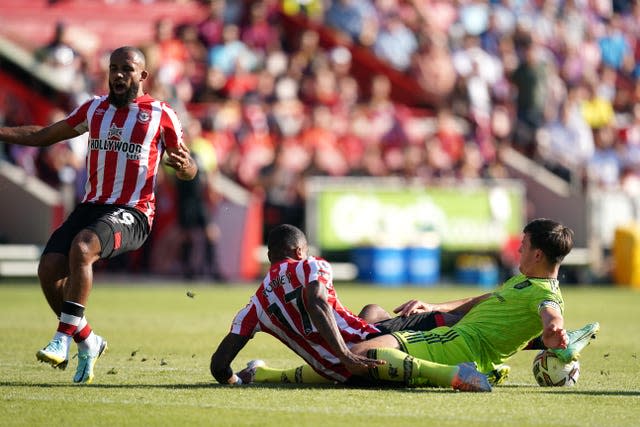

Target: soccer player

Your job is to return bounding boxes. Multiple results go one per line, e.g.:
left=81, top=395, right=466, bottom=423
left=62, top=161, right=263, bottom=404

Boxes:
left=210, top=224, right=491, bottom=392
left=0, top=46, right=197, bottom=383
left=347, top=218, right=597, bottom=384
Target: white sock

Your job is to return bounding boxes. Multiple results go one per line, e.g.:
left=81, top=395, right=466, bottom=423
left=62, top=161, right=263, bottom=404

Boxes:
left=77, top=331, right=96, bottom=351
left=52, top=331, right=73, bottom=352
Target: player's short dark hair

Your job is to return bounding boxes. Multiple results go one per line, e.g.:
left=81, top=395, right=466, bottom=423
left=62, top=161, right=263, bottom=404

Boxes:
left=267, top=224, right=306, bottom=262
left=523, top=218, right=574, bottom=264
left=111, top=46, right=146, bottom=67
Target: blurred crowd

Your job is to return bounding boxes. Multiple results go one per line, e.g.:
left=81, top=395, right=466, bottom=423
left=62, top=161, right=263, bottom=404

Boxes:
left=2, top=0, right=640, bottom=248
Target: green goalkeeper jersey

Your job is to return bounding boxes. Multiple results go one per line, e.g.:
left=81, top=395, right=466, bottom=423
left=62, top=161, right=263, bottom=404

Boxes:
left=453, top=273, right=564, bottom=372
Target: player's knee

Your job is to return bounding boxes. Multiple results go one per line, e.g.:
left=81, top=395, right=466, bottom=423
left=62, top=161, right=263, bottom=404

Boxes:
left=358, top=304, right=390, bottom=323
left=69, top=230, right=102, bottom=264
left=210, top=353, right=233, bottom=384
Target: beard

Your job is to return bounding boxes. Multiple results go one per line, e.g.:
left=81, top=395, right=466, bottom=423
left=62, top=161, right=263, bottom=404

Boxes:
left=108, top=81, right=139, bottom=108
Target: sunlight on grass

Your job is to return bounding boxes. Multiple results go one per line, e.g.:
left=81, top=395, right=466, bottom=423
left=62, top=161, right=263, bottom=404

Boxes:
left=1, top=282, right=639, bottom=426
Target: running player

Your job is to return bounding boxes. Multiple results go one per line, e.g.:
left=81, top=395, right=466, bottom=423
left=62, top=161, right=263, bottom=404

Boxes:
left=0, top=46, right=197, bottom=383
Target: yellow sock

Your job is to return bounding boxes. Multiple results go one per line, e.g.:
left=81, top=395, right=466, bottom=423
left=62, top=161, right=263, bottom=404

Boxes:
left=254, top=364, right=333, bottom=384
left=368, top=348, right=458, bottom=388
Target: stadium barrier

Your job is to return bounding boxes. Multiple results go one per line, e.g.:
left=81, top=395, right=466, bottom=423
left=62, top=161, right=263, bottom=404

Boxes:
left=0, top=244, right=40, bottom=278
left=351, top=245, right=441, bottom=287
left=0, top=160, right=64, bottom=246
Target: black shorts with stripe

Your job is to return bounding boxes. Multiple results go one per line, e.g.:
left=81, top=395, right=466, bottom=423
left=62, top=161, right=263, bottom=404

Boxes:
left=43, top=203, right=150, bottom=259
left=370, top=312, right=446, bottom=337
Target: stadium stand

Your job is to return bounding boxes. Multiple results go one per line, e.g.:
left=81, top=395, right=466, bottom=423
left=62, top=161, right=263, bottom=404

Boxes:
left=1, top=0, right=639, bottom=281
left=0, top=0, right=208, bottom=52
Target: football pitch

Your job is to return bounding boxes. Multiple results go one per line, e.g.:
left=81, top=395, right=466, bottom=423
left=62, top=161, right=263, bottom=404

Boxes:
left=1, top=280, right=638, bottom=427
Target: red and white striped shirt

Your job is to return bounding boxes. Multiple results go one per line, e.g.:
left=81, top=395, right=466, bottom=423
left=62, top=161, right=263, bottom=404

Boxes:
left=65, top=94, right=183, bottom=226
left=231, top=256, right=380, bottom=382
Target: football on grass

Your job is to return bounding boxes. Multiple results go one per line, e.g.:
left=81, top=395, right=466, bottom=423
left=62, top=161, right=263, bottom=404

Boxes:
left=532, top=350, right=580, bottom=386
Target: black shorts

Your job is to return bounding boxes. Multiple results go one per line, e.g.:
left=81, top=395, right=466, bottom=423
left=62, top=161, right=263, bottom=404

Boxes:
left=370, top=312, right=446, bottom=337
left=43, top=203, right=150, bottom=259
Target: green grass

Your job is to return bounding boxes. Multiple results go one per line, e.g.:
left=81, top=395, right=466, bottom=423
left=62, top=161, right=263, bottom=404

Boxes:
left=1, top=281, right=639, bottom=426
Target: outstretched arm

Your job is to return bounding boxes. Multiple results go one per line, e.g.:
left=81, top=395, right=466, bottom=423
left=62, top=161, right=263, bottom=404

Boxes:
left=540, top=306, right=568, bottom=349
left=304, top=280, right=384, bottom=375
left=0, top=120, right=79, bottom=147
left=394, top=293, right=492, bottom=317
left=210, top=332, right=251, bottom=384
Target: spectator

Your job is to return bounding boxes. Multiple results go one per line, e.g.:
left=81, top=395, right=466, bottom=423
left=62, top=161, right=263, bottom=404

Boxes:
left=271, top=77, right=306, bottom=138
left=373, top=11, right=418, bottom=72
left=149, top=18, right=190, bottom=87
left=479, top=11, right=504, bottom=57
left=366, top=74, right=397, bottom=144
left=234, top=99, right=276, bottom=188
left=432, top=108, right=466, bottom=170
left=258, top=142, right=310, bottom=237
left=581, top=77, right=615, bottom=130
left=458, top=0, right=490, bottom=36
left=509, top=33, right=548, bottom=156
left=598, top=14, right=634, bottom=72
left=328, top=46, right=353, bottom=79
left=35, top=21, right=82, bottom=89
left=410, top=33, right=457, bottom=106
left=198, top=0, right=226, bottom=48
left=536, top=89, right=595, bottom=183
left=176, top=23, right=209, bottom=92
left=452, top=34, right=504, bottom=120
left=208, top=100, right=242, bottom=174
left=224, top=59, right=259, bottom=100
left=324, top=0, right=378, bottom=45
left=586, top=125, right=622, bottom=189
left=300, top=105, right=338, bottom=152
left=309, top=66, right=340, bottom=107
left=241, top=1, right=282, bottom=55
left=407, top=0, right=457, bottom=36
left=208, top=24, right=258, bottom=76
left=287, top=30, right=321, bottom=80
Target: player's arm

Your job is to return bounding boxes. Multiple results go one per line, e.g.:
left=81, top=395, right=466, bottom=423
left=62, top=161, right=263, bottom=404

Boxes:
left=0, top=120, right=79, bottom=147
left=210, top=332, right=251, bottom=385
left=165, top=142, right=198, bottom=181
left=304, top=280, right=384, bottom=374
left=539, top=304, right=568, bottom=349
left=394, top=293, right=492, bottom=317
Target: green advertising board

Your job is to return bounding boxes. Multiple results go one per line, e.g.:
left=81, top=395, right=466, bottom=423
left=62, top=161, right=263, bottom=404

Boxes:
left=306, top=178, right=525, bottom=251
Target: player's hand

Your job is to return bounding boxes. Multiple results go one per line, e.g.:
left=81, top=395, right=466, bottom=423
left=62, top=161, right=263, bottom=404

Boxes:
left=542, top=325, right=568, bottom=349
left=165, top=147, right=192, bottom=172
left=393, top=299, right=432, bottom=317
left=340, top=351, right=385, bottom=375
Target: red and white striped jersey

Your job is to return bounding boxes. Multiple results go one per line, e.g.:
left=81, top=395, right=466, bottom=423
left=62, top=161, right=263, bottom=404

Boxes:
left=65, top=94, right=183, bottom=227
left=231, top=256, right=381, bottom=382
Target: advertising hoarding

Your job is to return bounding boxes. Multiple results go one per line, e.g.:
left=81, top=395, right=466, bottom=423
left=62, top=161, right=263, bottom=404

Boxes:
left=306, top=177, right=525, bottom=252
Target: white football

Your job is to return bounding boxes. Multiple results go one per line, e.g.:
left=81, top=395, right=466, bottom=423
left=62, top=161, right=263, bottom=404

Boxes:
left=532, top=350, right=580, bottom=387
